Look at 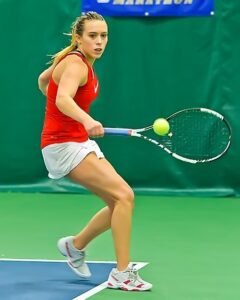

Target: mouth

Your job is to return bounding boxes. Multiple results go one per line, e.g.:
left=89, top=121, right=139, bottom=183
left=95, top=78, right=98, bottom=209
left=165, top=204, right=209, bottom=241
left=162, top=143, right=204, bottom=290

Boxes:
left=94, top=48, right=103, bottom=53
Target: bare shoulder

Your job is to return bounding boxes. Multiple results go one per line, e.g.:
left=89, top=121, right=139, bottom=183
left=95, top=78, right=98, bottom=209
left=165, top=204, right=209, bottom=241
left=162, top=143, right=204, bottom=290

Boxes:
left=64, top=54, right=88, bottom=73
left=53, top=54, right=88, bottom=84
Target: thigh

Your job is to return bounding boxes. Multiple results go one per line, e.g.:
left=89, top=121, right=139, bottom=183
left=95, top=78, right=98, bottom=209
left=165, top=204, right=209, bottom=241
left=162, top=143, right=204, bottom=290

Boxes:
left=67, top=153, right=132, bottom=203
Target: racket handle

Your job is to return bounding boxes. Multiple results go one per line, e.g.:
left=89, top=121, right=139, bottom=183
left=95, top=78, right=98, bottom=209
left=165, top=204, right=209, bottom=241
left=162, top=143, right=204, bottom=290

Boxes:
left=104, top=127, right=132, bottom=136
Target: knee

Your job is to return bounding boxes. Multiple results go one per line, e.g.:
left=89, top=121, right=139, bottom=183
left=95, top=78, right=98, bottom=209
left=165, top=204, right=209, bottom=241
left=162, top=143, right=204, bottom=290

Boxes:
left=115, top=186, right=135, bottom=209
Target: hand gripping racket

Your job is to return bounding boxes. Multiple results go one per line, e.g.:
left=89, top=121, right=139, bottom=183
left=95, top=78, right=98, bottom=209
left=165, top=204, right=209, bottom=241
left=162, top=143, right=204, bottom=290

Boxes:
left=104, top=108, right=231, bottom=164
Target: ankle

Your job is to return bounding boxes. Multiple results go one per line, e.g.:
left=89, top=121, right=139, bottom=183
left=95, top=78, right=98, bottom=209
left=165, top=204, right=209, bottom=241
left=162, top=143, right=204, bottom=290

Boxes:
left=117, top=263, right=130, bottom=272
left=73, top=237, right=85, bottom=251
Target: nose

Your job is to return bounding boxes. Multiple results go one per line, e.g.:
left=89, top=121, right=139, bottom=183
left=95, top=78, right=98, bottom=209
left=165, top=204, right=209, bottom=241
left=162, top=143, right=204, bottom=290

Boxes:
left=96, top=36, right=102, bottom=44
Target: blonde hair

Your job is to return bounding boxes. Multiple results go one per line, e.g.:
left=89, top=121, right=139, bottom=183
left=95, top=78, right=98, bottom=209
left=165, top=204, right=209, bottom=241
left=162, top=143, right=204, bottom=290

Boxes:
left=50, top=11, right=105, bottom=65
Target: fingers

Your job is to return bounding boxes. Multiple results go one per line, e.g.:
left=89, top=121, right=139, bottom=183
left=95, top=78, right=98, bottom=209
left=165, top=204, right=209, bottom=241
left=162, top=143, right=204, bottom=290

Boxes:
left=85, top=120, right=104, bottom=137
left=89, top=131, right=104, bottom=138
left=89, top=134, right=104, bottom=138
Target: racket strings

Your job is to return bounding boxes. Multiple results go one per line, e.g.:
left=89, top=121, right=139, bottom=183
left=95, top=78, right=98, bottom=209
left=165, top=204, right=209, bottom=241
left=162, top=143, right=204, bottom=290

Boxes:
left=161, top=112, right=231, bottom=160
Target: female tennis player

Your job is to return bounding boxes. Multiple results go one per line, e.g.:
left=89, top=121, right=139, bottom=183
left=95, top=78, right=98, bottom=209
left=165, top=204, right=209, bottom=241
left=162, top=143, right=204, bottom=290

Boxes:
left=38, top=12, right=152, bottom=291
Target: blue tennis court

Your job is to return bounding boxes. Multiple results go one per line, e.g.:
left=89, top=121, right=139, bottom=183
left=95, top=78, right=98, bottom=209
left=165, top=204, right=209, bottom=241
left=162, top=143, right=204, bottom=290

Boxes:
left=0, top=259, right=115, bottom=300
left=0, top=259, right=147, bottom=299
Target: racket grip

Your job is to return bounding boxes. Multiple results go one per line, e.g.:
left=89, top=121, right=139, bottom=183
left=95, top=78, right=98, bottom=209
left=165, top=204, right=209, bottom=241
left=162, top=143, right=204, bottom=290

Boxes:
left=104, top=128, right=132, bottom=136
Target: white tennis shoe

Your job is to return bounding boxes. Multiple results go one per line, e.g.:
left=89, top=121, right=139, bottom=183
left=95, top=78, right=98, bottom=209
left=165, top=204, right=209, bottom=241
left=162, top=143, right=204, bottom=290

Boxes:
left=57, top=236, right=91, bottom=278
left=107, top=265, right=152, bottom=291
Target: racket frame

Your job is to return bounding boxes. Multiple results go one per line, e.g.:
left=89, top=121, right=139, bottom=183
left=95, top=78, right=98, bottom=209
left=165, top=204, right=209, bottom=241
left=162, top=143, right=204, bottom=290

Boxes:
left=104, top=108, right=231, bottom=164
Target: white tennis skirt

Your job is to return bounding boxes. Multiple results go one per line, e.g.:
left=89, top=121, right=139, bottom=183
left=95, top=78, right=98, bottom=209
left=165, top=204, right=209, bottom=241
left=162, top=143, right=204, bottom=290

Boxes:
left=41, top=140, right=104, bottom=179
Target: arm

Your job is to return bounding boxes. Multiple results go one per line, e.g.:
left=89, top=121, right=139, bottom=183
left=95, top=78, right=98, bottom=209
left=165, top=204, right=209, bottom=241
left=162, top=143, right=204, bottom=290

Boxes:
left=56, top=58, right=104, bottom=137
left=38, top=65, right=54, bottom=95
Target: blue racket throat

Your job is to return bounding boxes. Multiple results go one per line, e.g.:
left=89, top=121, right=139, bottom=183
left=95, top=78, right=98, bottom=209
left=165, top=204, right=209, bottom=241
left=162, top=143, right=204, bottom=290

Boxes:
left=104, top=128, right=132, bottom=136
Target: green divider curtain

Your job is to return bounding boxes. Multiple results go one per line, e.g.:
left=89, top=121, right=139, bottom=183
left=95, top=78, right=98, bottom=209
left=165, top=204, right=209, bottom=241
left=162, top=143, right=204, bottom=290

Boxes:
left=0, top=0, right=239, bottom=195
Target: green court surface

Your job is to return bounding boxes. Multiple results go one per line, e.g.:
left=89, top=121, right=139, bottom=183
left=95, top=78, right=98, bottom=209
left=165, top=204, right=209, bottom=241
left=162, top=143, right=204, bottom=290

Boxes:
left=0, top=192, right=240, bottom=300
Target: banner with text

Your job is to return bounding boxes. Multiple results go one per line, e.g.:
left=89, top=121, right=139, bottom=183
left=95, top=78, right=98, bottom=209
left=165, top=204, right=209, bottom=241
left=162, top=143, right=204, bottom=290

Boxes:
left=82, top=0, right=214, bottom=17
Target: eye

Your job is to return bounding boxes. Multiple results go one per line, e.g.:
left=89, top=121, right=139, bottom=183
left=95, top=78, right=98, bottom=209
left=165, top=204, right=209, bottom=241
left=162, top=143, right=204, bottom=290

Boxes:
left=89, top=33, right=97, bottom=39
left=101, top=33, right=108, bottom=38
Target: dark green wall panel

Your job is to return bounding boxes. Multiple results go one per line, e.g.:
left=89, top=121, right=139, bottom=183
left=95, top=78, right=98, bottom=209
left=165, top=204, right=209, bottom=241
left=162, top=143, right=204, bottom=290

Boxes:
left=0, top=0, right=239, bottom=195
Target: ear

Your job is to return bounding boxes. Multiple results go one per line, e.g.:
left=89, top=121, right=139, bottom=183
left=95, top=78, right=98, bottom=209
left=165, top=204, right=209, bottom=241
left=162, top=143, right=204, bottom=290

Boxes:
left=75, top=34, right=82, bottom=44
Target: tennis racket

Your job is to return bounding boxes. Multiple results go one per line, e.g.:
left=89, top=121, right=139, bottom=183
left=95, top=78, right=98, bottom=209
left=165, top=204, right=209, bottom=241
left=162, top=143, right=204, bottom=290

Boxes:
left=104, top=108, right=231, bottom=164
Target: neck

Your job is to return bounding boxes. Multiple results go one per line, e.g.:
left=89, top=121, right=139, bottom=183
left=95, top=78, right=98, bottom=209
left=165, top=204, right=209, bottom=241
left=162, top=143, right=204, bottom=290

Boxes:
left=76, top=48, right=95, bottom=66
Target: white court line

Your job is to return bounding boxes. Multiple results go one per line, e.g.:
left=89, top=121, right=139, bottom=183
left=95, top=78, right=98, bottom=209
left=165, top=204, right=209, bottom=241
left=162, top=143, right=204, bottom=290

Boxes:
left=73, top=282, right=108, bottom=300
left=0, top=258, right=149, bottom=300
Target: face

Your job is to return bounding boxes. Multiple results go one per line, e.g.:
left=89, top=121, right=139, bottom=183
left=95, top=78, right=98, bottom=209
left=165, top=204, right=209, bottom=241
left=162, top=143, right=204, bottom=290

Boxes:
left=77, top=20, right=108, bottom=63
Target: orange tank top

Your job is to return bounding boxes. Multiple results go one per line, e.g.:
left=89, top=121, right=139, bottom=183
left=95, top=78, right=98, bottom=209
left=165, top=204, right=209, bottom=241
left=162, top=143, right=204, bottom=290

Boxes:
left=41, top=51, right=99, bottom=149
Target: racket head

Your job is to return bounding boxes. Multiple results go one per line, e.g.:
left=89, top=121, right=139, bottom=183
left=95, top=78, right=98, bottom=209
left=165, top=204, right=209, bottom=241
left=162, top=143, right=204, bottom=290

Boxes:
left=154, top=108, right=231, bottom=163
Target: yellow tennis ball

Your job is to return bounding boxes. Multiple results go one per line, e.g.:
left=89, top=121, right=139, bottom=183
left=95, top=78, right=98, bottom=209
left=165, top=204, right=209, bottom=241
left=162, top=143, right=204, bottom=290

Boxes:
left=153, top=118, right=170, bottom=136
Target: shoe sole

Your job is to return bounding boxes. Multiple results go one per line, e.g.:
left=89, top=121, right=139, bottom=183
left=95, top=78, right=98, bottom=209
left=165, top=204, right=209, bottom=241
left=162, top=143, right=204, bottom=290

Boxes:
left=67, top=260, right=91, bottom=278
left=107, top=282, right=151, bottom=291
